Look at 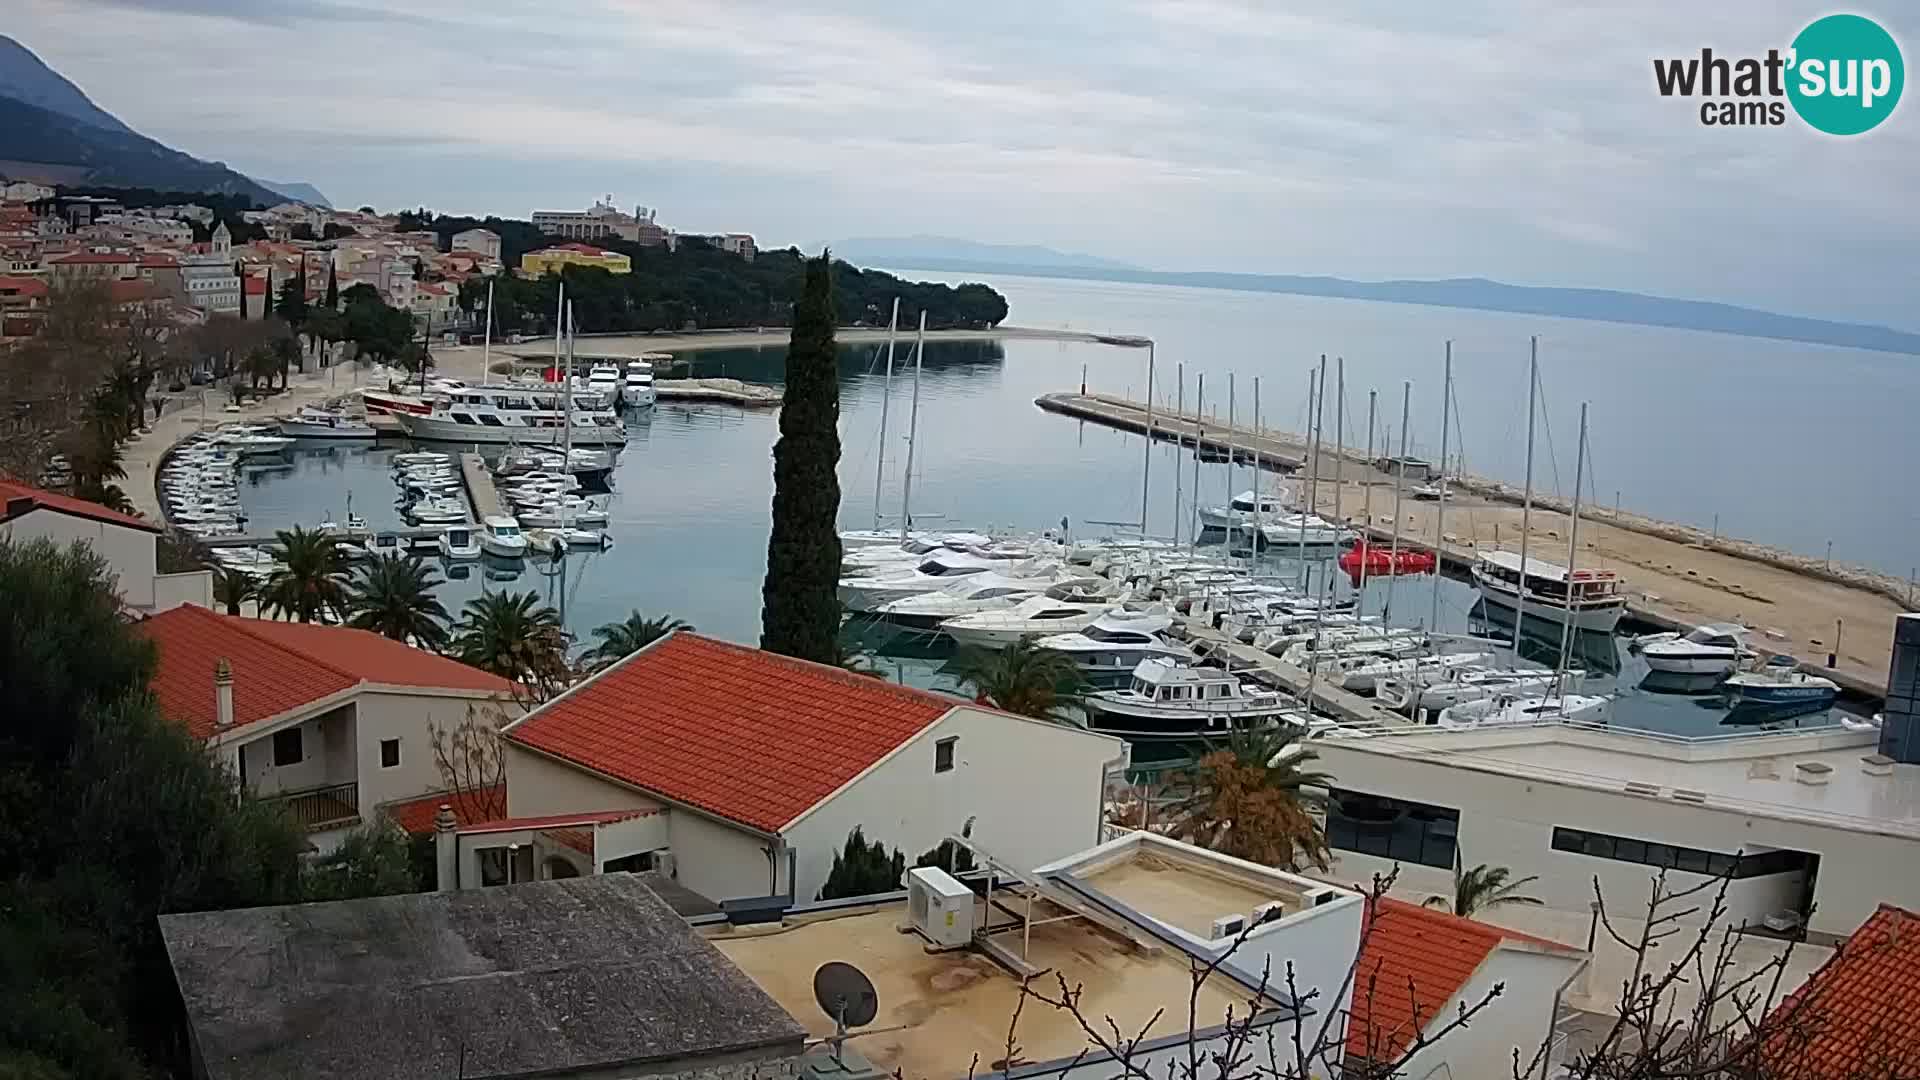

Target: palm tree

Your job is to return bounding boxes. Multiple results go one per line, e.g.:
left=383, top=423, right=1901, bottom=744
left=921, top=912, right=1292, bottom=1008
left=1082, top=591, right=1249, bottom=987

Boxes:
left=451, top=590, right=571, bottom=700
left=949, top=641, right=1084, bottom=724
left=1424, top=856, right=1543, bottom=918
left=587, top=611, right=690, bottom=669
left=346, top=553, right=450, bottom=649
left=211, top=567, right=258, bottom=616
left=259, top=526, right=350, bottom=622
left=73, top=481, right=136, bottom=515
left=1169, top=726, right=1333, bottom=871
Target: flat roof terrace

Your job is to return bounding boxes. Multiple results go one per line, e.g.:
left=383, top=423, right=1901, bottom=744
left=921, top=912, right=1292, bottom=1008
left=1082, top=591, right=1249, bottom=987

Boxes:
left=1080, top=852, right=1287, bottom=939
left=710, top=904, right=1264, bottom=1080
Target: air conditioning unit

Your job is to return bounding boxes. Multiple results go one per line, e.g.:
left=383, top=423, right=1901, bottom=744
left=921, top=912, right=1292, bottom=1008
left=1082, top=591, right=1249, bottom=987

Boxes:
left=904, top=866, right=975, bottom=949
left=1210, top=914, right=1247, bottom=940
left=1252, top=900, right=1288, bottom=926
left=1301, top=886, right=1343, bottom=908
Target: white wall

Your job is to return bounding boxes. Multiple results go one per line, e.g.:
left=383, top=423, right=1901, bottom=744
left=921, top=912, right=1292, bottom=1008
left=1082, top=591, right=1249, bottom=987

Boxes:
left=3, top=509, right=157, bottom=608
left=152, top=571, right=213, bottom=613
left=351, top=690, right=503, bottom=812
left=671, top=810, right=778, bottom=903
left=239, top=706, right=348, bottom=796
left=502, top=743, right=662, bottom=818
left=1312, top=743, right=1913, bottom=936
left=1392, top=947, right=1582, bottom=1080
left=783, top=707, right=1126, bottom=902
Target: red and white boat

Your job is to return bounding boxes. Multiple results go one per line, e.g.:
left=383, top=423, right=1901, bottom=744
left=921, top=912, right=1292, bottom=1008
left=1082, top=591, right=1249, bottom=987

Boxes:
left=1339, top=541, right=1437, bottom=581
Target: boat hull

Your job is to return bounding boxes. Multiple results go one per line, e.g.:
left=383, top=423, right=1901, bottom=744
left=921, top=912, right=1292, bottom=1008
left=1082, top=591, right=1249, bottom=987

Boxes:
left=1472, top=574, right=1625, bottom=633
left=1724, top=682, right=1838, bottom=708
left=393, top=414, right=627, bottom=446
left=278, top=420, right=377, bottom=439
left=1642, top=649, right=1744, bottom=675
left=1083, top=701, right=1301, bottom=741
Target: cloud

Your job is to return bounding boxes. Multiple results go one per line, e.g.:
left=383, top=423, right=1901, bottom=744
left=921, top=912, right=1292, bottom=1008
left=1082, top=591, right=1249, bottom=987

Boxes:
left=11, top=0, right=1918, bottom=324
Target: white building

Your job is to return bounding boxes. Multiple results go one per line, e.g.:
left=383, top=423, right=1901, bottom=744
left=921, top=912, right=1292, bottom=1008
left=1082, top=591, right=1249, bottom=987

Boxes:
left=2, top=180, right=54, bottom=201
left=532, top=199, right=668, bottom=245
left=0, top=478, right=209, bottom=615
left=181, top=222, right=239, bottom=314
left=135, top=605, right=517, bottom=853
left=1311, top=718, right=1920, bottom=938
left=484, top=631, right=1131, bottom=905
left=94, top=212, right=195, bottom=245
left=450, top=227, right=500, bottom=260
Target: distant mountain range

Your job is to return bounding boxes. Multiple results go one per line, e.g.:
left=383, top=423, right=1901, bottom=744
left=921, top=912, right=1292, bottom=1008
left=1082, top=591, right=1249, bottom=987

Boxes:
left=838, top=235, right=1140, bottom=272
left=255, top=179, right=332, bottom=207
left=868, top=258, right=1920, bottom=356
left=0, top=35, right=326, bottom=206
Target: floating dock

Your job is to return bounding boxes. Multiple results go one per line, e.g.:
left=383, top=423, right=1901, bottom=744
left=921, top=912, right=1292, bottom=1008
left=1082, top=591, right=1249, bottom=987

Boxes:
left=1183, top=625, right=1410, bottom=728
left=654, top=378, right=781, bottom=408
left=1037, top=392, right=1308, bottom=469
left=459, top=453, right=505, bottom=520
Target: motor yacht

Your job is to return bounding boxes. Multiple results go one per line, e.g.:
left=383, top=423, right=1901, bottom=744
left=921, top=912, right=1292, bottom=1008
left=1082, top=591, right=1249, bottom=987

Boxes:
left=938, top=593, right=1123, bottom=649
left=1437, top=693, right=1612, bottom=730
left=1031, top=609, right=1194, bottom=675
left=1254, top=514, right=1352, bottom=548
left=392, top=385, right=626, bottom=446
left=623, top=360, right=657, bottom=407
left=278, top=407, right=376, bottom=440
left=438, top=525, right=481, bottom=560
left=1633, top=623, right=1756, bottom=674
left=1326, top=650, right=1499, bottom=694
left=1083, top=657, right=1304, bottom=741
left=1197, top=489, right=1293, bottom=531
left=480, top=515, right=529, bottom=559
left=837, top=551, right=1014, bottom=612
left=879, top=575, right=1103, bottom=628
left=1722, top=656, right=1838, bottom=714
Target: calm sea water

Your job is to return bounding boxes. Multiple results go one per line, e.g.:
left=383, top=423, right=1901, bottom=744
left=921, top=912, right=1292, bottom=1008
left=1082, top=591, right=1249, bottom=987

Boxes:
left=228, top=273, right=1899, bottom=741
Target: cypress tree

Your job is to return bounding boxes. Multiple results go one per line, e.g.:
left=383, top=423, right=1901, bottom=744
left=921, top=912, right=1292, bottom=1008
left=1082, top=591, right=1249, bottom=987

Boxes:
left=324, top=263, right=339, bottom=310
left=264, top=268, right=274, bottom=318
left=759, top=251, right=842, bottom=663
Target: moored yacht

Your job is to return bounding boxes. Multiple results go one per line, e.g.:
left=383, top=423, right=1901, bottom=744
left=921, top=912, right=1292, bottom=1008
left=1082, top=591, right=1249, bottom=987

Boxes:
left=1633, top=623, right=1756, bottom=675
left=1471, top=551, right=1626, bottom=633
left=480, top=515, right=529, bottom=559
left=838, top=552, right=1025, bottom=612
left=1031, top=609, right=1194, bottom=675
left=1329, top=650, right=1500, bottom=694
left=1197, top=489, right=1292, bottom=531
left=392, top=385, right=626, bottom=446
left=939, top=593, right=1123, bottom=649
left=623, top=360, right=657, bottom=408
left=438, top=525, right=481, bottom=560
left=1437, top=692, right=1611, bottom=730
left=874, top=574, right=1099, bottom=628
left=1722, top=656, right=1839, bottom=714
left=588, top=362, right=623, bottom=406
left=278, top=407, right=376, bottom=440
left=1377, top=667, right=1578, bottom=716
left=1083, top=658, right=1304, bottom=741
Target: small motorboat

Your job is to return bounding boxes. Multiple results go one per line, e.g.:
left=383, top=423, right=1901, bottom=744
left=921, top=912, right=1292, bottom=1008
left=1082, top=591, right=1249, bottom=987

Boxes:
left=1633, top=623, right=1757, bottom=675
left=1437, top=693, right=1611, bottom=730
left=278, top=407, right=376, bottom=440
left=1722, top=656, right=1838, bottom=713
left=1378, top=667, right=1579, bottom=715
left=1084, top=657, right=1304, bottom=741
left=438, top=525, right=481, bottom=560
left=1338, top=541, right=1436, bottom=581
left=480, top=515, right=529, bottom=559
left=1839, top=712, right=1883, bottom=733
left=1410, top=483, right=1445, bottom=501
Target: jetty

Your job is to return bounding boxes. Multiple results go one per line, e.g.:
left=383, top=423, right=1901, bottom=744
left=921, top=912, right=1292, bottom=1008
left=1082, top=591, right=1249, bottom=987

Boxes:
left=1184, top=624, right=1408, bottom=728
left=655, top=378, right=781, bottom=408
left=1043, top=390, right=1905, bottom=698
left=459, top=453, right=505, bottom=520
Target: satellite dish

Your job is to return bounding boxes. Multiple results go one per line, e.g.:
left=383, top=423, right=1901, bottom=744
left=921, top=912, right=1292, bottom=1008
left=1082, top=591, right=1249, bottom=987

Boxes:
left=813, top=961, right=879, bottom=1029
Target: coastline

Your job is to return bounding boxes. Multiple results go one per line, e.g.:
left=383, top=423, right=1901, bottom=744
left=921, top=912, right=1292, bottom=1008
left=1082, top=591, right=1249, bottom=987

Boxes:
left=487, top=324, right=1116, bottom=361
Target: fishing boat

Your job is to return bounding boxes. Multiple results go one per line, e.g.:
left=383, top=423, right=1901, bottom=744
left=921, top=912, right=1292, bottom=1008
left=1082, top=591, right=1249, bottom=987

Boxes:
left=938, top=594, right=1123, bottom=649
left=1031, top=609, right=1194, bottom=675
left=1471, top=551, right=1626, bottom=633
left=1722, top=656, right=1839, bottom=714
left=1338, top=541, right=1436, bottom=580
left=438, top=525, right=481, bottom=560
left=1632, top=623, right=1757, bottom=675
left=278, top=407, right=376, bottom=440
left=1083, top=658, right=1304, bottom=740
left=480, top=515, right=529, bottom=559
left=1436, top=693, right=1611, bottom=730
left=1377, top=667, right=1578, bottom=715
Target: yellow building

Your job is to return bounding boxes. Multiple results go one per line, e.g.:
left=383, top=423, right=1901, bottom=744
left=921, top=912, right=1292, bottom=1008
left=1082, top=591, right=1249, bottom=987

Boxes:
left=519, top=243, right=632, bottom=277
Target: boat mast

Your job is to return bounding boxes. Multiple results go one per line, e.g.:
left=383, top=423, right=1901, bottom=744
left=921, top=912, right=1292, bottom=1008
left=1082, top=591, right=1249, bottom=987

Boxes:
left=1517, top=336, right=1538, bottom=628
left=481, top=278, right=494, bottom=388
left=1555, top=403, right=1589, bottom=701
left=1357, top=389, right=1376, bottom=616
left=1189, top=374, right=1204, bottom=555
left=1252, top=376, right=1262, bottom=560
left=561, top=301, right=575, bottom=537
left=552, top=282, right=565, bottom=387
left=1430, top=341, right=1452, bottom=632
left=1225, top=374, right=1236, bottom=561
left=1140, top=342, right=1155, bottom=539
left=1172, top=364, right=1184, bottom=547
left=872, top=297, right=899, bottom=533
left=897, top=310, right=926, bottom=543
left=1295, top=367, right=1315, bottom=573
left=1385, top=382, right=1410, bottom=620
left=1325, top=358, right=1344, bottom=610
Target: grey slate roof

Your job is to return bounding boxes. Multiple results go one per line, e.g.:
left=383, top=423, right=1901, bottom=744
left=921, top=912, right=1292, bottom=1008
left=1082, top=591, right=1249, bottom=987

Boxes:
left=159, top=875, right=806, bottom=1080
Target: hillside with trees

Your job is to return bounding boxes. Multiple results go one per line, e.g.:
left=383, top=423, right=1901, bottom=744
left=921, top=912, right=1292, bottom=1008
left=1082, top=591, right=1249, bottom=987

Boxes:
left=423, top=212, right=1009, bottom=333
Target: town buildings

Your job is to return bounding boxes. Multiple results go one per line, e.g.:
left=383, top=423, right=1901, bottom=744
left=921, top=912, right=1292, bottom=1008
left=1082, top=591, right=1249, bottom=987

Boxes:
left=520, top=242, right=631, bottom=277
left=0, top=478, right=210, bottom=614
left=533, top=199, right=669, bottom=245
left=450, top=226, right=500, bottom=259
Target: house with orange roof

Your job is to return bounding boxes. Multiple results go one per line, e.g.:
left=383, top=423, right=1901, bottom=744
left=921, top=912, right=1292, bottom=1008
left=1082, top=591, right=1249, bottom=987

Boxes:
left=0, top=477, right=210, bottom=612
left=135, top=605, right=517, bottom=852
left=487, top=630, right=1129, bottom=906
left=1754, top=903, right=1920, bottom=1078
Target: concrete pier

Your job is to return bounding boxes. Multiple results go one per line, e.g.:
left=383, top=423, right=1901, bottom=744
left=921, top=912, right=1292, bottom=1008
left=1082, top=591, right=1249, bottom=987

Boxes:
left=654, top=378, right=781, bottom=408
left=459, top=453, right=504, bottom=521
left=1183, top=625, right=1409, bottom=728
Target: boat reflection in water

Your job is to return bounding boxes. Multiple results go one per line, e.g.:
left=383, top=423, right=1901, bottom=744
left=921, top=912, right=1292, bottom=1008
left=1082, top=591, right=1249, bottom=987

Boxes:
left=1467, top=601, right=1621, bottom=677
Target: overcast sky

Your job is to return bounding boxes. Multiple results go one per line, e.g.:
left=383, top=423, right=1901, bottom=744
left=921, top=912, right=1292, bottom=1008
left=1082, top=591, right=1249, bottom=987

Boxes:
left=13, top=0, right=1918, bottom=326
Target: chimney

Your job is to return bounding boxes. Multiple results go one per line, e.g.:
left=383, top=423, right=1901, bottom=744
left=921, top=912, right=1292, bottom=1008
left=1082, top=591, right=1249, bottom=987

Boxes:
left=1881, top=613, right=1920, bottom=764
left=434, top=804, right=459, bottom=891
left=214, top=658, right=234, bottom=731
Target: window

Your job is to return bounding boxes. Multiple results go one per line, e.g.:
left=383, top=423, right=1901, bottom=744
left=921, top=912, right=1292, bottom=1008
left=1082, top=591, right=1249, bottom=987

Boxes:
left=380, top=739, right=400, bottom=768
left=1549, top=828, right=1813, bottom=879
left=477, top=845, right=535, bottom=887
left=1325, top=788, right=1459, bottom=869
left=935, top=737, right=957, bottom=774
left=272, top=728, right=303, bottom=767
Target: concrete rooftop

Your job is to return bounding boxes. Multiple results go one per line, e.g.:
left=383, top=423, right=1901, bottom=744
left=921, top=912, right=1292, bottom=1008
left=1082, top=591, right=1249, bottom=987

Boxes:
left=159, top=875, right=806, bottom=1080
left=711, top=903, right=1263, bottom=1080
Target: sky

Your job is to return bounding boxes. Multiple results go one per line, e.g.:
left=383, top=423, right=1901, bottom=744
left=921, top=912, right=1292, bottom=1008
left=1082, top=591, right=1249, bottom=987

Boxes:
left=12, top=0, right=1919, bottom=327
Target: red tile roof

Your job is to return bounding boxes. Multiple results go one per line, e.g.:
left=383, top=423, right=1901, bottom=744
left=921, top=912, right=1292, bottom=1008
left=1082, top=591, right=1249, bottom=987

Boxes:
left=137, top=606, right=511, bottom=740
left=505, top=632, right=958, bottom=833
left=1758, top=904, right=1920, bottom=1078
left=0, top=476, right=159, bottom=532
left=456, top=808, right=658, bottom=835
left=50, top=249, right=136, bottom=264
left=1345, top=898, right=1574, bottom=1062
left=0, top=276, right=48, bottom=299
left=380, top=784, right=506, bottom=835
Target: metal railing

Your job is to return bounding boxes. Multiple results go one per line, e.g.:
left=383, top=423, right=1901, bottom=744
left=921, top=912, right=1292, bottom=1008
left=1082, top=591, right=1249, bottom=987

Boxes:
left=269, top=782, right=361, bottom=831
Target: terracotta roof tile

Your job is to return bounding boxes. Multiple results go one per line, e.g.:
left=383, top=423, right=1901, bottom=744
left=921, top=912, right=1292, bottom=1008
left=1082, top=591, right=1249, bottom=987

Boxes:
left=137, top=606, right=511, bottom=740
left=0, top=477, right=159, bottom=532
left=1758, top=904, right=1920, bottom=1078
left=1346, top=898, right=1513, bottom=1062
left=504, top=632, right=957, bottom=833
left=381, top=785, right=506, bottom=835
left=457, top=809, right=658, bottom=835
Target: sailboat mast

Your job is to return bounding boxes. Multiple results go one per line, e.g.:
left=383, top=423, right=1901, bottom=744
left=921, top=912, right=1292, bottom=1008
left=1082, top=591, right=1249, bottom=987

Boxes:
left=1430, top=341, right=1452, bottom=631
left=1226, top=374, right=1237, bottom=556
left=1518, top=336, right=1538, bottom=623
left=1331, top=357, right=1344, bottom=596
left=1556, top=403, right=1590, bottom=696
left=872, top=298, right=899, bottom=533
left=481, top=278, right=494, bottom=388
left=897, top=310, right=926, bottom=543
left=563, top=302, right=575, bottom=460
left=1252, top=377, right=1262, bottom=554
left=552, top=282, right=565, bottom=385
left=1140, top=342, right=1155, bottom=539
left=1296, top=367, right=1315, bottom=571
left=1357, top=390, right=1376, bottom=615
left=1189, top=374, right=1204, bottom=555
left=1173, top=364, right=1184, bottom=547
left=1386, top=382, right=1410, bottom=620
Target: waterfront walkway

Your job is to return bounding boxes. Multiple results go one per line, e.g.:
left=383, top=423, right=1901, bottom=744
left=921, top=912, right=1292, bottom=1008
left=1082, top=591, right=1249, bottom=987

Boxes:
left=1045, top=391, right=1906, bottom=695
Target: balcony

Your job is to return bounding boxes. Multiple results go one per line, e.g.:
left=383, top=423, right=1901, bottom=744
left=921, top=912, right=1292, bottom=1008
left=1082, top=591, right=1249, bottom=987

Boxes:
left=268, top=782, right=361, bottom=832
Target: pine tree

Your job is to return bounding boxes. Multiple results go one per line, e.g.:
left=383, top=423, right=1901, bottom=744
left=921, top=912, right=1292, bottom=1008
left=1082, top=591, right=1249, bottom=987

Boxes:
left=759, top=251, right=843, bottom=663
left=816, top=826, right=905, bottom=900
left=324, top=263, right=339, bottom=310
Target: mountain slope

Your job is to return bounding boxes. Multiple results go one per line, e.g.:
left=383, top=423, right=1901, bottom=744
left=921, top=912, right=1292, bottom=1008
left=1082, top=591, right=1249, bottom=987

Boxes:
left=256, top=179, right=332, bottom=207
left=0, top=34, right=132, bottom=135
left=0, top=94, right=280, bottom=204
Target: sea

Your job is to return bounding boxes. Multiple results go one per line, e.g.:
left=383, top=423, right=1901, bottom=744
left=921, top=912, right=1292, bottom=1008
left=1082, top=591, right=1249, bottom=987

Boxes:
left=221, top=271, right=1909, bottom=751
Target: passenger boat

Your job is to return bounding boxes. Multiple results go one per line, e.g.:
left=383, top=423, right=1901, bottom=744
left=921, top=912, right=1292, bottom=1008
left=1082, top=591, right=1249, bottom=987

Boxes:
left=391, top=385, right=627, bottom=446
left=1471, top=551, right=1626, bottom=633
left=1083, top=658, right=1304, bottom=741
left=1633, top=623, right=1757, bottom=675
left=278, top=407, right=376, bottom=440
